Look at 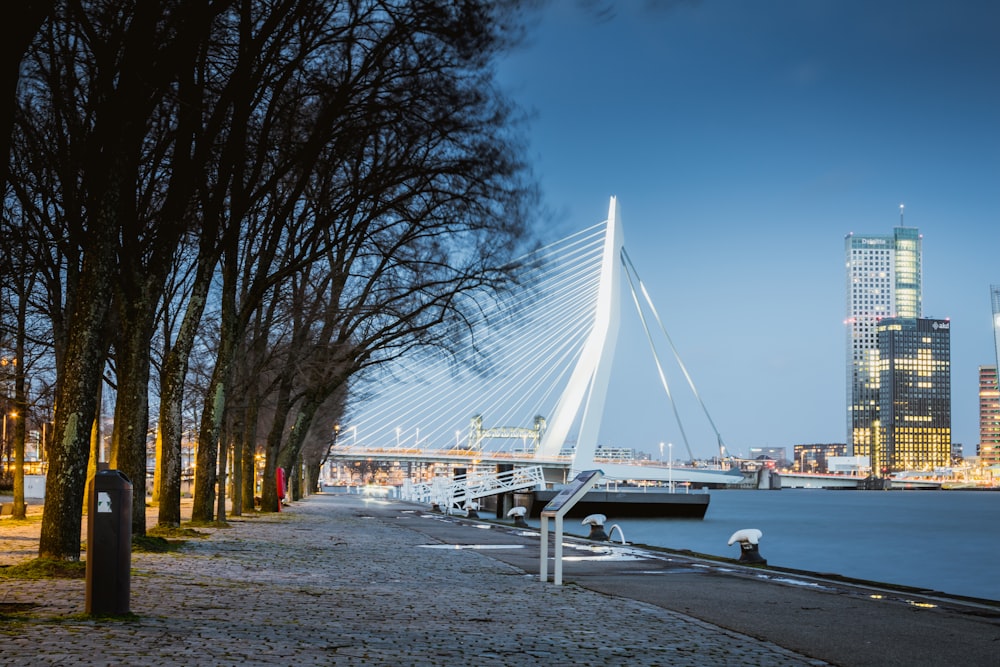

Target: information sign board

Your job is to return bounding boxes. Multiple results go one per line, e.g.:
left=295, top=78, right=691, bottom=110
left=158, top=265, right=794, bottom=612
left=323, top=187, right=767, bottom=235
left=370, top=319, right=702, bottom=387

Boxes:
left=539, top=469, right=603, bottom=586
left=541, top=469, right=603, bottom=516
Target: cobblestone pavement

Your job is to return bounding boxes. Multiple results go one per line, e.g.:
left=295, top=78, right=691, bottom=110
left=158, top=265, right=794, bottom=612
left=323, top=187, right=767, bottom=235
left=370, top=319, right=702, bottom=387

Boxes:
left=0, top=494, right=825, bottom=666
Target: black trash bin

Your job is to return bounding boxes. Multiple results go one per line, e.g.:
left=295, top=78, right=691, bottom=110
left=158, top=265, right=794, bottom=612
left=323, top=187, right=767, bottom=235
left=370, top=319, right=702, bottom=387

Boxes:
left=86, top=470, right=133, bottom=615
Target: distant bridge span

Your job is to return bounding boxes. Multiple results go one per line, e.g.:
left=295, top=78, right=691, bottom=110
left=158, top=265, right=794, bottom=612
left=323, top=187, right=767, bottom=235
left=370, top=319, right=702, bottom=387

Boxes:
left=779, top=472, right=942, bottom=490
left=327, top=445, right=745, bottom=486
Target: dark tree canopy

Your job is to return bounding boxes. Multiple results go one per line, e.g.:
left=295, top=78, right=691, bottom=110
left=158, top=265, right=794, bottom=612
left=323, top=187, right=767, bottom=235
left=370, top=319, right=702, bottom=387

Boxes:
left=3, top=0, right=541, bottom=558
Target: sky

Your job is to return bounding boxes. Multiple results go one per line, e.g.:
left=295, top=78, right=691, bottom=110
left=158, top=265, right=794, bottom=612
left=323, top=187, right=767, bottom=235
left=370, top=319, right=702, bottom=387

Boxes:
left=493, top=0, right=1000, bottom=461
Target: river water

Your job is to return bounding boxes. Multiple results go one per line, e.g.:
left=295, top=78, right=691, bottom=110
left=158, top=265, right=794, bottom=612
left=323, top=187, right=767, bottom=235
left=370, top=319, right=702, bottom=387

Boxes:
left=561, top=489, right=1000, bottom=602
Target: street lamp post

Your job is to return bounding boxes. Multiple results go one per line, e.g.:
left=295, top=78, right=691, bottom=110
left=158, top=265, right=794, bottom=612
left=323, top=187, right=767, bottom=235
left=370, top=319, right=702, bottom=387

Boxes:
left=668, top=442, right=673, bottom=492
left=2, top=411, right=14, bottom=471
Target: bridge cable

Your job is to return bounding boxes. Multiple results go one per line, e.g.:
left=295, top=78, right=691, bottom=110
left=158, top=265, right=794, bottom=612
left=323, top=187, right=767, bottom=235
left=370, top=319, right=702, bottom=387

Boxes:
left=620, top=249, right=696, bottom=462
left=345, top=222, right=606, bottom=455
left=621, top=248, right=730, bottom=461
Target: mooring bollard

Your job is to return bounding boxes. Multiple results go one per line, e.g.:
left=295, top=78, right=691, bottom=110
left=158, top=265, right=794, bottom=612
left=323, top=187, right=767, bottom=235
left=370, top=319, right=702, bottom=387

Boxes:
left=582, top=513, right=609, bottom=541
left=507, top=506, right=529, bottom=528
left=465, top=501, right=479, bottom=518
left=728, top=528, right=766, bottom=565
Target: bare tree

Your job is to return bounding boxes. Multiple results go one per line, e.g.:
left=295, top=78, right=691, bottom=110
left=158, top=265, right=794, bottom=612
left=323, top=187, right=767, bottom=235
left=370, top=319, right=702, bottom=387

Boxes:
left=26, top=0, right=230, bottom=559
left=0, top=0, right=54, bottom=190
left=241, top=0, right=539, bottom=513
left=8, top=0, right=540, bottom=553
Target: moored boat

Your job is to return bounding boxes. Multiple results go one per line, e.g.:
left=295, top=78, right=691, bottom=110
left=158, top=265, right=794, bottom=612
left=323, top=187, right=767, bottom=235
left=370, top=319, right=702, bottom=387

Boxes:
left=517, top=488, right=709, bottom=519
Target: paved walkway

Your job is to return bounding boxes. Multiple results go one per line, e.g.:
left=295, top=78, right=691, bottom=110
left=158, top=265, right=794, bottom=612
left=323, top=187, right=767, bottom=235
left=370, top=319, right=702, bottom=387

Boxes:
left=0, top=493, right=825, bottom=666
left=7, top=493, right=1000, bottom=665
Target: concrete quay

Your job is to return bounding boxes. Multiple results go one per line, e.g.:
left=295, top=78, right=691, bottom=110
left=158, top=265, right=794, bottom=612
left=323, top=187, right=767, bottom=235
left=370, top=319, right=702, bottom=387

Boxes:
left=1, top=493, right=997, bottom=666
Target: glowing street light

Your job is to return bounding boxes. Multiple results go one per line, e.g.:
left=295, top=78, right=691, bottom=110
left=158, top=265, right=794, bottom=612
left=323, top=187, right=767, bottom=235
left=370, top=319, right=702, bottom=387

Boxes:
left=2, top=411, right=17, bottom=471
left=3, top=410, right=17, bottom=442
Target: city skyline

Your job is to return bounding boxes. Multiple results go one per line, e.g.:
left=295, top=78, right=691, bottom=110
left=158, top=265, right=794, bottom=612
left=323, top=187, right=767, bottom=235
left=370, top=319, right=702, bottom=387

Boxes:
left=497, top=1, right=999, bottom=460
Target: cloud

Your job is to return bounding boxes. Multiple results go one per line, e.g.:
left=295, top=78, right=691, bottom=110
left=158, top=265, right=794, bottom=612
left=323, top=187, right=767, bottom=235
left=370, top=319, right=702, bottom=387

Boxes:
left=574, top=0, right=701, bottom=23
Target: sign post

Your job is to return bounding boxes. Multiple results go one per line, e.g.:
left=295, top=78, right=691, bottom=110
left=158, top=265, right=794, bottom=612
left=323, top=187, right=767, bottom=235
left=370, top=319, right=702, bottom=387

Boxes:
left=539, top=469, right=603, bottom=585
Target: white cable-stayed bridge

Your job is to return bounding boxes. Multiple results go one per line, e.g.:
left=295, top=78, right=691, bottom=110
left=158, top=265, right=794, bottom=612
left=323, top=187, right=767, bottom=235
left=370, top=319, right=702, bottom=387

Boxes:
left=329, top=197, right=741, bottom=489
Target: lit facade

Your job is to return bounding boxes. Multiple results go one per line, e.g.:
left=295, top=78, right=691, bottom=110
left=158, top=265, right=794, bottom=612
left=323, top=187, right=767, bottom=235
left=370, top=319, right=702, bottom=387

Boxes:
left=845, top=226, right=921, bottom=455
left=980, top=366, right=1000, bottom=465
left=868, top=318, right=951, bottom=473
left=792, top=443, right=848, bottom=473
left=993, top=285, right=1000, bottom=371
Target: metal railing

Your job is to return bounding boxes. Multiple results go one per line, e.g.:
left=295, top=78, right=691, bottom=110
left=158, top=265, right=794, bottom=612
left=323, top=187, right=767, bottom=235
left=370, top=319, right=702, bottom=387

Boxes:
left=400, top=465, right=545, bottom=512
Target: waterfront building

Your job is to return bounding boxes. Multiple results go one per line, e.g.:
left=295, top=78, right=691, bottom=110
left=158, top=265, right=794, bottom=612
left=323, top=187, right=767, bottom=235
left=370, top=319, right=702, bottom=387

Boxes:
left=748, top=446, right=787, bottom=465
left=594, top=445, right=640, bottom=462
left=870, top=318, right=951, bottom=473
left=980, top=365, right=1000, bottom=465
left=827, top=455, right=869, bottom=474
left=993, top=285, right=1000, bottom=369
left=792, top=443, right=847, bottom=473
left=845, top=223, right=921, bottom=456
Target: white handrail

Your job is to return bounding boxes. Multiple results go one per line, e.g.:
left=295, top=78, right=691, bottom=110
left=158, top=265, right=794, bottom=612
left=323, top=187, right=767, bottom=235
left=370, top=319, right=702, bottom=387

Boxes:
left=448, top=466, right=545, bottom=511
left=399, top=466, right=545, bottom=511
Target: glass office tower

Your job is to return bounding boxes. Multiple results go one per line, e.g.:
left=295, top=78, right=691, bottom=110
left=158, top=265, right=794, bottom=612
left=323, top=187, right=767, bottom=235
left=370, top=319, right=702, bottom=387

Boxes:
left=845, top=227, right=922, bottom=457
left=873, top=318, right=951, bottom=473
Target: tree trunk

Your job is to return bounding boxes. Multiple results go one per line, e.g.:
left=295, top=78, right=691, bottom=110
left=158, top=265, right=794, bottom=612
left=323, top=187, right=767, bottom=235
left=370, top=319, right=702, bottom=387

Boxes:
left=12, top=414, right=26, bottom=520
left=291, top=456, right=302, bottom=501
left=240, top=390, right=260, bottom=513
left=191, top=251, right=238, bottom=523
left=38, top=265, right=113, bottom=560
left=151, top=428, right=162, bottom=503
left=307, top=460, right=322, bottom=494
left=157, top=255, right=214, bottom=527
left=10, top=263, right=31, bottom=520
left=242, top=436, right=256, bottom=510
left=83, top=382, right=102, bottom=516
left=259, top=405, right=291, bottom=513
left=215, top=433, right=229, bottom=521
left=275, top=395, right=322, bottom=488
left=191, top=378, right=222, bottom=522
left=230, top=433, right=242, bottom=516
left=156, top=384, right=183, bottom=527
left=109, top=321, right=154, bottom=537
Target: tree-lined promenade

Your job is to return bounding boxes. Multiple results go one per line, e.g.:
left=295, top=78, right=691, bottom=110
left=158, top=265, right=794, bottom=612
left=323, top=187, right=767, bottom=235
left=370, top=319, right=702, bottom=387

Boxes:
left=0, top=0, right=540, bottom=561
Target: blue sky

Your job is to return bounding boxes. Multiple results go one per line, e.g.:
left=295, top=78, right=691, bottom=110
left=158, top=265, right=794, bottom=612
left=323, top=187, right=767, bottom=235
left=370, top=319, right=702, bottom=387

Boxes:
left=496, top=1, right=1000, bottom=460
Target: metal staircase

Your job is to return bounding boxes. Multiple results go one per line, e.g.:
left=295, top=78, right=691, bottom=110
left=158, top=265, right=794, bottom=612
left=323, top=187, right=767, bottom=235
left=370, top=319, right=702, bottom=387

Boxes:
left=401, top=465, right=545, bottom=512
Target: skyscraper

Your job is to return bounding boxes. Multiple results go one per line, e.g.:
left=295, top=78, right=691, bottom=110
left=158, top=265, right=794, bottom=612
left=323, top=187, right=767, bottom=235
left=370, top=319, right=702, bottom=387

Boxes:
left=978, top=366, right=999, bottom=465
left=845, top=224, right=922, bottom=456
left=982, top=285, right=1000, bottom=466
left=873, top=317, right=951, bottom=473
